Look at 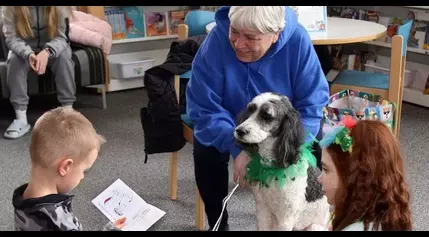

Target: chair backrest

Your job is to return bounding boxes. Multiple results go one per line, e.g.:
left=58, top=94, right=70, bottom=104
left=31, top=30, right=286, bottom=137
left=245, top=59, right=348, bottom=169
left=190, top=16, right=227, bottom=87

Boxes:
left=174, top=24, right=190, bottom=103
left=396, top=20, right=413, bottom=56
left=393, top=20, right=412, bottom=137
left=174, top=10, right=215, bottom=102
left=388, top=35, right=405, bottom=137
left=388, top=20, right=412, bottom=137
left=184, top=10, right=216, bottom=37
left=177, top=24, right=189, bottom=41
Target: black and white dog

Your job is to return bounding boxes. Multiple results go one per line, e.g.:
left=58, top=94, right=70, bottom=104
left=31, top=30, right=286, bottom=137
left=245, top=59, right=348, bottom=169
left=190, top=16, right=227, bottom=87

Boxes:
left=234, top=92, right=330, bottom=231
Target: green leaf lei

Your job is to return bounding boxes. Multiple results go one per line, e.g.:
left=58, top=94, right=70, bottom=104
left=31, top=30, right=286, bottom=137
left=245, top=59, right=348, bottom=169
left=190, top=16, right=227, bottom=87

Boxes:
left=244, top=141, right=317, bottom=189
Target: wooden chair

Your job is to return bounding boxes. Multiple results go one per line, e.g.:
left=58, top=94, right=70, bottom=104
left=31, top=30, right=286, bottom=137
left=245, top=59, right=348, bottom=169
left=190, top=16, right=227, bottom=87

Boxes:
left=168, top=10, right=216, bottom=231
left=330, top=20, right=413, bottom=137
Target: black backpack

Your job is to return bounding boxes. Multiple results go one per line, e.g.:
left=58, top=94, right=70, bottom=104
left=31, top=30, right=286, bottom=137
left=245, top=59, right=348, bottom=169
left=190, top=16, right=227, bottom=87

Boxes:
left=140, top=66, right=186, bottom=163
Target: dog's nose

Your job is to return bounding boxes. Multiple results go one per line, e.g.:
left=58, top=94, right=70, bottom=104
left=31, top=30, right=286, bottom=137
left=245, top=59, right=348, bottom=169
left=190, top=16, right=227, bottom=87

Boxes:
left=235, top=127, right=248, bottom=137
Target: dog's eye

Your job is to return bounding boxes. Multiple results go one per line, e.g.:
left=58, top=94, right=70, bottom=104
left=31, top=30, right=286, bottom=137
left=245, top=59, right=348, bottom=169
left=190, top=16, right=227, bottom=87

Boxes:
left=247, top=104, right=257, bottom=113
left=260, top=110, right=273, bottom=121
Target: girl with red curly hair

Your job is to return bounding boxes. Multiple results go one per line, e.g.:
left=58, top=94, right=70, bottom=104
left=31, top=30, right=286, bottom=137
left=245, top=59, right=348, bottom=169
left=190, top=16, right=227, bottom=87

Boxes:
left=317, top=117, right=412, bottom=231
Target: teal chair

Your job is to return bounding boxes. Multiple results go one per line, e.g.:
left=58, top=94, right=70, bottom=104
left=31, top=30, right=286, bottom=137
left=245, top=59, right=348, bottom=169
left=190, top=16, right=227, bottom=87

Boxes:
left=330, top=20, right=413, bottom=138
left=169, top=10, right=215, bottom=231
left=185, top=10, right=216, bottom=37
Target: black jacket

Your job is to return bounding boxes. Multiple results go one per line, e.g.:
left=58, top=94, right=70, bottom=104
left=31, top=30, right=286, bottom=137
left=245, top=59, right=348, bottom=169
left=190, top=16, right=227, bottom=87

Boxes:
left=141, top=35, right=207, bottom=162
left=12, top=184, right=119, bottom=231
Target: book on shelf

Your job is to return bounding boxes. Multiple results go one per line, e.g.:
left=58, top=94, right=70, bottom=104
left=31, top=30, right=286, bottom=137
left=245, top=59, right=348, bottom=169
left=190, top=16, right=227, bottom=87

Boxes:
left=145, top=11, right=168, bottom=37
left=105, top=7, right=126, bottom=40
left=122, top=6, right=146, bottom=39
left=104, top=7, right=190, bottom=41
left=408, top=20, right=428, bottom=49
left=405, top=10, right=429, bottom=50
left=424, top=22, right=429, bottom=50
left=352, top=49, right=376, bottom=71
left=384, top=17, right=408, bottom=44
left=168, top=10, right=186, bottom=35
left=365, top=10, right=380, bottom=23
left=330, top=45, right=347, bottom=71
left=291, top=6, right=328, bottom=36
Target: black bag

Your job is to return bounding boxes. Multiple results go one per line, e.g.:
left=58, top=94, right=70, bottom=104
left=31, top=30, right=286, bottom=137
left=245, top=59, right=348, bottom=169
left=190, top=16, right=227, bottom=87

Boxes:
left=140, top=91, right=186, bottom=163
left=139, top=36, right=206, bottom=163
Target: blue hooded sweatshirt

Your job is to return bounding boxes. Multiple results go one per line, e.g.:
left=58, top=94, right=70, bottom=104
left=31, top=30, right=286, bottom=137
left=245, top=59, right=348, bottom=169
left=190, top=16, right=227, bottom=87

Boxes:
left=186, top=6, right=329, bottom=159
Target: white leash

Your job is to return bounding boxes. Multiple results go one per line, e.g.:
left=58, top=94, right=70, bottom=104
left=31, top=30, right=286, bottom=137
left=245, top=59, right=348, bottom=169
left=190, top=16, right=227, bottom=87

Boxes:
left=212, top=178, right=240, bottom=231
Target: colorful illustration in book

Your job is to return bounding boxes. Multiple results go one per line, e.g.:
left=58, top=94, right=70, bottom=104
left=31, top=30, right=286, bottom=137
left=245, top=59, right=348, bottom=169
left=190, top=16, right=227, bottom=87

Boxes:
left=102, top=189, right=134, bottom=217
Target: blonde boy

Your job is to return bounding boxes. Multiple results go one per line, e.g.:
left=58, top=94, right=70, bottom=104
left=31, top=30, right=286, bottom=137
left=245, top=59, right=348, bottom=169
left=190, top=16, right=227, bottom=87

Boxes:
left=12, top=107, right=125, bottom=231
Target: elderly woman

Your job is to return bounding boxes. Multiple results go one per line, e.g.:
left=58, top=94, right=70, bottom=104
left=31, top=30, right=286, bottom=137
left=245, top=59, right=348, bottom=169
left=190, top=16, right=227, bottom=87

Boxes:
left=186, top=6, right=329, bottom=230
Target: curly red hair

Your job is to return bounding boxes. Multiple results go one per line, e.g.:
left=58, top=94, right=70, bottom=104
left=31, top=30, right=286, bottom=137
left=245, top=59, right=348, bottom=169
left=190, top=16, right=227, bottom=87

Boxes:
left=327, top=120, right=412, bottom=231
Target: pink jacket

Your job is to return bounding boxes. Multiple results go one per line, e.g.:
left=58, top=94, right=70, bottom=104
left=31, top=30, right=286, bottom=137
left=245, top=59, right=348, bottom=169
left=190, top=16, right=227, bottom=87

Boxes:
left=69, top=10, right=112, bottom=54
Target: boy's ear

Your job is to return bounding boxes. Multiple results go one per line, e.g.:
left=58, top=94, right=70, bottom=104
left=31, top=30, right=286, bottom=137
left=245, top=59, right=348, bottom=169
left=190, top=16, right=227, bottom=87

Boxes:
left=58, top=158, right=74, bottom=177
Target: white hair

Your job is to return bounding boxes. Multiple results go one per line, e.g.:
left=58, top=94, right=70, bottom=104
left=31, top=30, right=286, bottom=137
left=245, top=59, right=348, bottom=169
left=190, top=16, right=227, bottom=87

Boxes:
left=228, top=6, right=286, bottom=34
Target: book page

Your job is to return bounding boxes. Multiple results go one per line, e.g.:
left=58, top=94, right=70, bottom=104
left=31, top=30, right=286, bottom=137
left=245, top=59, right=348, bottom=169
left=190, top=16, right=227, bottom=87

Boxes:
left=92, top=179, right=166, bottom=231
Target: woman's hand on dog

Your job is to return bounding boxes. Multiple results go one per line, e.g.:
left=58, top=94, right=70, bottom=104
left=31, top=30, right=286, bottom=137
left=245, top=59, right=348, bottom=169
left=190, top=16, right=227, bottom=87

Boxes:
left=233, top=151, right=251, bottom=187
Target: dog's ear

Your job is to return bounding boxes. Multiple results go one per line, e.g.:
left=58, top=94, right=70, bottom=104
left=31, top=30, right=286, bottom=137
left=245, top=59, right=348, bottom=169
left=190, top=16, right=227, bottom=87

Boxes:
left=274, top=102, right=304, bottom=168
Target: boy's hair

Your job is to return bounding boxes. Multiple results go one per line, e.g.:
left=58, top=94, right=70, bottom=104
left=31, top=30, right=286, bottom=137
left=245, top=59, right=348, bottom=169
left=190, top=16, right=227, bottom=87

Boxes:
left=30, top=107, right=106, bottom=168
left=327, top=120, right=411, bottom=231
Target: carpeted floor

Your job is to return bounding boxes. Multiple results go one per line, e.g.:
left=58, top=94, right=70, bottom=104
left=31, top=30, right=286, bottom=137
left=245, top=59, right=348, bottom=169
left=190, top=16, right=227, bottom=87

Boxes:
left=0, top=89, right=428, bottom=231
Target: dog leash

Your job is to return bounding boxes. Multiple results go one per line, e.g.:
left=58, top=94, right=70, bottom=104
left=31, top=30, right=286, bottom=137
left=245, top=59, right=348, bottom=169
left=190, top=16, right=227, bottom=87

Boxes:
left=212, top=178, right=241, bottom=231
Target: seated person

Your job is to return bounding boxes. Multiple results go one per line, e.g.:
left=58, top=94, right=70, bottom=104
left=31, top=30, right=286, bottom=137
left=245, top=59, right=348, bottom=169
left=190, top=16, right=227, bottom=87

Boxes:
left=2, top=6, right=76, bottom=139
left=185, top=6, right=329, bottom=230
left=318, top=118, right=412, bottom=231
left=12, top=107, right=125, bottom=231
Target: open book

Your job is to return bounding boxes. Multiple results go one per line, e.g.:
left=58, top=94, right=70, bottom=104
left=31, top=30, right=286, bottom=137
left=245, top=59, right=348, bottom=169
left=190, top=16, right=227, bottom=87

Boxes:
left=92, top=179, right=166, bottom=231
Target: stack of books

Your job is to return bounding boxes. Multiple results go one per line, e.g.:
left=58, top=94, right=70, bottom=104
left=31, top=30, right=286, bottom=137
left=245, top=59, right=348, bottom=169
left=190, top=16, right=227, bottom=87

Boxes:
left=104, top=6, right=188, bottom=40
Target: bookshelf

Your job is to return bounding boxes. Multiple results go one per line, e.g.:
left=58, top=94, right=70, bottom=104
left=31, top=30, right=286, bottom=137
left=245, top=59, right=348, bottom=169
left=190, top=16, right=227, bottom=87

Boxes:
left=80, top=6, right=189, bottom=92
left=112, top=35, right=178, bottom=44
left=363, top=40, right=429, bottom=55
left=330, top=6, right=429, bottom=108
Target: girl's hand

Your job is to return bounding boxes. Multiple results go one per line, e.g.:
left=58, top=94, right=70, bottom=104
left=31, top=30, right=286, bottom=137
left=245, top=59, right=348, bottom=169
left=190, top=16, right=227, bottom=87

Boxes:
left=35, top=49, right=50, bottom=75
left=28, top=53, right=37, bottom=72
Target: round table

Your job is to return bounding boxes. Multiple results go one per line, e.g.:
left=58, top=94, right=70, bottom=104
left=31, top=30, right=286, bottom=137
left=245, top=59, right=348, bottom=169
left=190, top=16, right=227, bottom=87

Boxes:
left=205, top=17, right=387, bottom=45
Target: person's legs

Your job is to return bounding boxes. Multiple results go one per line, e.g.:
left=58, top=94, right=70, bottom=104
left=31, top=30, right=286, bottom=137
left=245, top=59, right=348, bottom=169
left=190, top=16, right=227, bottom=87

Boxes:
left=193, top=137, right=230, bottom=230
left=4, top=51, right=31, bottom=139
left=313, top=45, right=332, bottom=76
left=49, top=46, right=76, bottom=108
